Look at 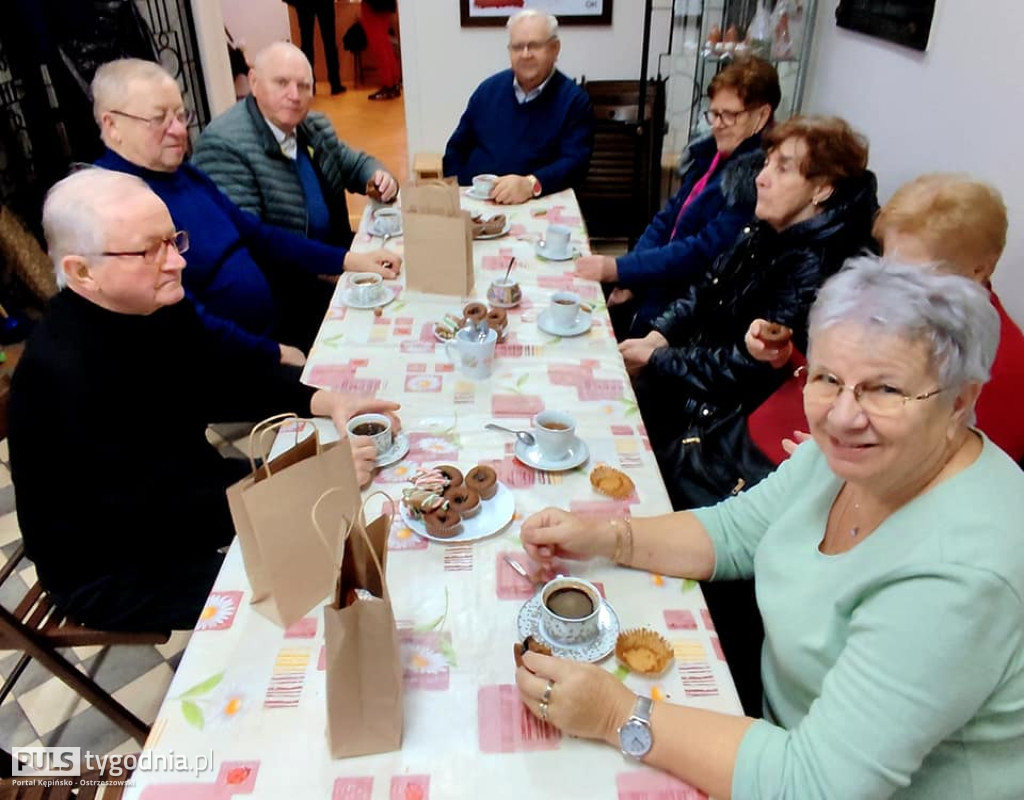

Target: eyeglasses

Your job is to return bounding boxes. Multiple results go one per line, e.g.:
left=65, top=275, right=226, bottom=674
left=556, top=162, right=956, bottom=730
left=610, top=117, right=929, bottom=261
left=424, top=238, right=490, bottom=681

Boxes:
left=795, top=366, right=944, bottom=417
left=95, top=231, right=190, bottom=266
left=703, top=108, right=749, bottom=126
left=507, top=38, right=555, bottom=55
left=108, top=108, right=195, bottom=130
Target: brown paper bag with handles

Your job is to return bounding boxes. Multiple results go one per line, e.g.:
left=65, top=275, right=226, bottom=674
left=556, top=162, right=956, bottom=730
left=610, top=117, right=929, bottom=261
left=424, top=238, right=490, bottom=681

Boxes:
left=314, top=490, right=404, bottom=758
left=225, top=414, right=362, bottom=629
left=402, top=179, right=474, bottom=296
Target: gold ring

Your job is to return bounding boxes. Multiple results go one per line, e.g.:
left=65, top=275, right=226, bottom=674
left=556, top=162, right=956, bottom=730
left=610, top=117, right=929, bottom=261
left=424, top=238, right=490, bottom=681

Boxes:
left=541, top=680, right=554, bottom=704
left=539, top=700, right=549, bottom=721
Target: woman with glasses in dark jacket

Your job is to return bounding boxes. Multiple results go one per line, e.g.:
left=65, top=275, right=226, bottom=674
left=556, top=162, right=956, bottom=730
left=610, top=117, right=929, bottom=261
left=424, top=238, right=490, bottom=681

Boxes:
left=620, top=116, right=878, bottom=483
left=575, top=57, right=780, bottom=338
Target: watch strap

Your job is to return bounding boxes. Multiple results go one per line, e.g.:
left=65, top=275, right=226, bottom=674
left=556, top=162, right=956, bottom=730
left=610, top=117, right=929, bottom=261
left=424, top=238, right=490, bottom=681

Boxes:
left=631, top=694, right=653, bottom=723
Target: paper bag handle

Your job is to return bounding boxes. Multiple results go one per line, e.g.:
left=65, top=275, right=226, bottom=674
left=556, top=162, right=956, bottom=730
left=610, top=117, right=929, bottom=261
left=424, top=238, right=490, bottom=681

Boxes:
left=246, top=413, right=320, bottom=475
left=310, top=488, right=395, bottom=604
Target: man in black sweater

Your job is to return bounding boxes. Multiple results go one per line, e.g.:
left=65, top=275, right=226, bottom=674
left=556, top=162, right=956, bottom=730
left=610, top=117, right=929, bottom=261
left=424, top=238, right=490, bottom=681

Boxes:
left=9, top=169, right=399, bottom=631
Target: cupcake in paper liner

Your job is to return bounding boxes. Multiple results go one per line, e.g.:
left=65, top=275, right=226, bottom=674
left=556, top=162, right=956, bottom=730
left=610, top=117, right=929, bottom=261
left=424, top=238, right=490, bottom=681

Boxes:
left=615, top=628, right=673, bottom=675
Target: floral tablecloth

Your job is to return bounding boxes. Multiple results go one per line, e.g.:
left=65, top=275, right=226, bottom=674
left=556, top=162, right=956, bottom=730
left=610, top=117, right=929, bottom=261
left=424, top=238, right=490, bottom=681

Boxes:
left=124, top=190, right=741, bottom=800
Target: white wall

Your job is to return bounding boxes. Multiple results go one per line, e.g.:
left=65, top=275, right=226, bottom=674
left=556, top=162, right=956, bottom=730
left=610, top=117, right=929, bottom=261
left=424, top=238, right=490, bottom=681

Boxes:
left=397, top=1, right=673, bottom=159
left=220, top=0, right=292, bottom=60
left=802, top=0, right=1024, bottom=321
left=191, top=0, right=236, bottom=117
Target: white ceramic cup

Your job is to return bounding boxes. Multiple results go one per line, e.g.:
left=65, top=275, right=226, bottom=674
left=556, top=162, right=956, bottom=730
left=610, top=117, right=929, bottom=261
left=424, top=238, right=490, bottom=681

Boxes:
left=539, top=576, right=602, bottom=645
left=372, top=207, right=402, bottom=235
left=346, top=413, right=393, bottom=456
left=445, top=327, right=498, bottom=379
left=532, top=410, right=576, bottom=461
left=543, top=224, right=572, bottom=258
left=348, top=272, right=384, bottom=305
left=472, top=173, right=498, bottom=197
left=549, top=291, right=581, bottom=330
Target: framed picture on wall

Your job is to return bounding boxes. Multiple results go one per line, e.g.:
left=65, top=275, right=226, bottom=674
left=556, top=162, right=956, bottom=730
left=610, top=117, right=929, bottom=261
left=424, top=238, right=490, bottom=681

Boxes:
left=460, top=1, right=613, bottom=28
left=835, top=0, right=936, bottom=52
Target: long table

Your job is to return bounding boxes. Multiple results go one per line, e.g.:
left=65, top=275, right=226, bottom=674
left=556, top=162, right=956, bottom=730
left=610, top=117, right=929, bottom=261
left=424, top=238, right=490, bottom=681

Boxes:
left=123, top=189, right=741, bottom=799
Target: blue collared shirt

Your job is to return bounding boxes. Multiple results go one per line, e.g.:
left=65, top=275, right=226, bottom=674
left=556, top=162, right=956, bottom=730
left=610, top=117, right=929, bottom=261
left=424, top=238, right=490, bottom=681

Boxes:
left=513, top=69, right=556, bottom=104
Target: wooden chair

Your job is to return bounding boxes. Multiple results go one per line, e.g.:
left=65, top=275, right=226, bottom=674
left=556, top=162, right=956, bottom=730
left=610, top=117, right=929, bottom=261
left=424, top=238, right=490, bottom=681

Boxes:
left=0, top=544, right=169, bottom=745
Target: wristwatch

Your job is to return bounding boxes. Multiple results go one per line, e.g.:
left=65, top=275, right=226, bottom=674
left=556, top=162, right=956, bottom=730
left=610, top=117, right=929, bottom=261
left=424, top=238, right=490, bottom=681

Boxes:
left=617, top=694, right=654, bottom=759
left=527, top=174, right=542, bottom=197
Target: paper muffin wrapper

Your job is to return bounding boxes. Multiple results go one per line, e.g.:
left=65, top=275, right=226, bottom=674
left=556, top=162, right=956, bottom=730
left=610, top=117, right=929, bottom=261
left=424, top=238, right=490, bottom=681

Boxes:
left=615, top=628, right=673, bottom=675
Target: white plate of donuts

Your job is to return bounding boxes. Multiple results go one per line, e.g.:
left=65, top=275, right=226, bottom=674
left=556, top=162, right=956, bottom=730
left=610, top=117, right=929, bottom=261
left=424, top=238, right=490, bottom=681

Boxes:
left=399, top=464, right=515, bottom=544
left=434, top=302, right=509, bottom=343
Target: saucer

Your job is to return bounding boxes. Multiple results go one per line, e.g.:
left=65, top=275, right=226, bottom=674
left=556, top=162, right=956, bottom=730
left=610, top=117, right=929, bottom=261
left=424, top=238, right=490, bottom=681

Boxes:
left=516, top=592, right=620, bottom=662
left=367, top=221, right=403, bottom=238
left=536, top=309, right=592, bottom=337
left=341, top=285, right=397, bottom=309
left=473, top=218, right=512, bottom=240
left=375, top=431, right=410, bottom=468
left=465, top=187, right=494, bottom=201
left=514, top=436, right=589, bottom=472
left=534, top=241, right=575, bottom=262
left=486, top=289, right=521, bottom=309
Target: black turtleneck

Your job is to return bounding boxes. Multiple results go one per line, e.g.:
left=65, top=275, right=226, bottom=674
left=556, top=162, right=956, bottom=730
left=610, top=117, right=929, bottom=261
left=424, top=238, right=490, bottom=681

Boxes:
left=9, top=291, right=315, bottom=595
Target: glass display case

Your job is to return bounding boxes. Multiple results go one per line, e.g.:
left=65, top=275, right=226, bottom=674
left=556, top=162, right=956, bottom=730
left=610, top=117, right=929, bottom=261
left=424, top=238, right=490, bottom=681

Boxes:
left=685, top=0, right=818, bottom=140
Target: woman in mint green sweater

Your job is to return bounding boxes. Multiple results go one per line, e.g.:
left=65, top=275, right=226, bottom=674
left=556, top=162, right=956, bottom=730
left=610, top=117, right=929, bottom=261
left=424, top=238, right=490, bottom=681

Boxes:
left=517, top=257, right=1024, bottom=799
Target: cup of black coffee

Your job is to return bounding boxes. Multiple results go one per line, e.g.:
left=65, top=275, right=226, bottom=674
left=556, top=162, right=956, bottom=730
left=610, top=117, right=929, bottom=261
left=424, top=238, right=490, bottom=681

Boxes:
left=539, top=576, right=602, bottom=644
left=345, top=412, right=393, bottom=457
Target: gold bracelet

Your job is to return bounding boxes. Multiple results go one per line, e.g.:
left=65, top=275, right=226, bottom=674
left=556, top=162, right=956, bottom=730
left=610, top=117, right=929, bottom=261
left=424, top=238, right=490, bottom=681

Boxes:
left=612, top=515, right=633, bottom=566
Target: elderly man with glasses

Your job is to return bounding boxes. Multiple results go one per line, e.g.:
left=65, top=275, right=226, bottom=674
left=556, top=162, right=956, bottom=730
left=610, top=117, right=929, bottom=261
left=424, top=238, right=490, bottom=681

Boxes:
left=9, top=168, right=399, bottom=631
left=93, top=58, right=399, bottom=368
left=442, top=10, right=594, bottom=205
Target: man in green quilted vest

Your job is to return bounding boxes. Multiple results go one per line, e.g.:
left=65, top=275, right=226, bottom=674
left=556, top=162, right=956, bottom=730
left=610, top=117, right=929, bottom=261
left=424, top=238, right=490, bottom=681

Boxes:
left=193, top=42, right=398, bottom=248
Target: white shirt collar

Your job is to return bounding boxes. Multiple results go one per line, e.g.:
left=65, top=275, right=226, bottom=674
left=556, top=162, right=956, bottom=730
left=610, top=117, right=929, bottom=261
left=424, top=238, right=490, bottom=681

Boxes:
left=264, top=116, right=298, bottom=159
left=513, top=69, right=556, bottom=105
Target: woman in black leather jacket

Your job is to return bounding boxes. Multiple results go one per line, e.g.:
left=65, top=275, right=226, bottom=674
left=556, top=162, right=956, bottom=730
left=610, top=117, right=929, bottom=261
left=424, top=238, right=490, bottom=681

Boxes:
left=621, top=116, right=878, bottom=466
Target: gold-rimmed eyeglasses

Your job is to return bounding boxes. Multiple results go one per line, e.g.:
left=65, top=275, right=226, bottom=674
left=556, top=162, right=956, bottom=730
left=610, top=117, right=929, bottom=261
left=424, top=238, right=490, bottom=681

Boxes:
left=108, top=108, right=195, bottom=130
left=795, top=365, right=944, bottom=417
left=92, top=231, right=190, bottom=266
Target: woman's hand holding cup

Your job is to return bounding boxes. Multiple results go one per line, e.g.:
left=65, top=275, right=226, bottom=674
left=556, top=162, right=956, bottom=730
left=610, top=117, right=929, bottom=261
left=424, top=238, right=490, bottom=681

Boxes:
left=520, top=507, right=616, bottom=563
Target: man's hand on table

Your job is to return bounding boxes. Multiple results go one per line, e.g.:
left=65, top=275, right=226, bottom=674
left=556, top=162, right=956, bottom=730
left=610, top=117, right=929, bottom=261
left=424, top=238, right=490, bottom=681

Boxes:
left=279, top=344, right=307, bottom=367
left=309, top=391, right=402, bottom=487
left=516, top=651, right=634, bottom=745
left=491, top=175, right=533, bottom=205
left=618, top=331, right=668, bottom=376
left=344, top=249, right=402, bottom=279
left=371, top=169, right=399, bottom=203
left=575, top=255, right=618, bottom=283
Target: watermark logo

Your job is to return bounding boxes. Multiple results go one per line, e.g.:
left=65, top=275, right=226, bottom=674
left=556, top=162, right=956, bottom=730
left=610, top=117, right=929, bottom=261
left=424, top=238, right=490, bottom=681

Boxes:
left=12, top=747, right=80, bottom=777
left=11, top=747, right=213, bottom=783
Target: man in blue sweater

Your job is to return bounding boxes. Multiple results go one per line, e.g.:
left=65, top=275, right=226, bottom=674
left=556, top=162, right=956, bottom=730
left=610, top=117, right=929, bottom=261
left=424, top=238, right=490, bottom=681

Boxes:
left=91, top=59, right=399, bottom=367
left=443, top=10, right=594, bottom=205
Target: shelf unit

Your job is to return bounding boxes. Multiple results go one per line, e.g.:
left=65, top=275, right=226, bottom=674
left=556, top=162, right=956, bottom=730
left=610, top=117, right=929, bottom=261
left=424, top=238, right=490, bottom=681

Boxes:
left=686, top=0, right=818, bottom=140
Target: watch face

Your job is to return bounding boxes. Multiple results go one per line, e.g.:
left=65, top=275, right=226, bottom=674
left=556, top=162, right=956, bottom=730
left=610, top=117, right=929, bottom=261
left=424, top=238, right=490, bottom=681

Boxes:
left=620, top=720, right=653, bottom=758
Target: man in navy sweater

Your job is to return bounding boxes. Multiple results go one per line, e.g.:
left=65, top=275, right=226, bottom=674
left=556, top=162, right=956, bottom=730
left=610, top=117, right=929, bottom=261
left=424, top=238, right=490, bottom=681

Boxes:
left=91, top=59, right=399, bottom=367
left=443, top=10, right=594, bottom=205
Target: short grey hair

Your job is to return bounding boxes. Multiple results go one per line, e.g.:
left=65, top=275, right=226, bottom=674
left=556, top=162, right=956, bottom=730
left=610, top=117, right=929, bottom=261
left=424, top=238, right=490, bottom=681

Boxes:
left=251, top=41, right=312, bottom=82
left=44, top=168, right=154, bottom=289
left=507, top=9, right=559, bottom=40
left=809, top=256, right=999, bottom=407
left=91, top=58, right=176, bottom=128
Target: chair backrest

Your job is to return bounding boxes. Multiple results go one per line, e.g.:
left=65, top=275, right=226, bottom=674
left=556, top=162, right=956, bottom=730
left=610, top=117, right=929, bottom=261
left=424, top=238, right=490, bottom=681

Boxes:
left=0, top=206, right=58, bottom=304
left=577, top=78, right=667, bottom=244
